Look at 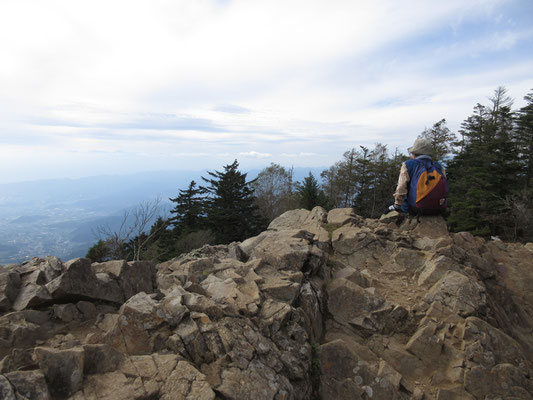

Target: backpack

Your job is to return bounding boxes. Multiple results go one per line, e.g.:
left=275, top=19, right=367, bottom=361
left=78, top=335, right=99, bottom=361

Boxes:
left=407, top=158, right=448, bottom=215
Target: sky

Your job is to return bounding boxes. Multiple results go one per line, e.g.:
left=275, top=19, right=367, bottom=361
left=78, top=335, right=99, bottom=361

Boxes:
left=0, top=0, right=532, bottom=184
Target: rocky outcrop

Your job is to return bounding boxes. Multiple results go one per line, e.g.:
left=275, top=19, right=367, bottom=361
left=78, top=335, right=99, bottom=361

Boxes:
left=1, top=207, right=533, bottom=399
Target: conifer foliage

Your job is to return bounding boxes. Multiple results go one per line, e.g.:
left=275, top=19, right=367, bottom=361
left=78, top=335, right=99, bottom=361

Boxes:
left=321, top=144, right=406, bottom=218
left=295, top=172, right=329, bottom=210
left=201, top=160, right=267, bottom=244
left=446, top=87, right=526, bottom=237
left=169, top=180, right=206, bottom=235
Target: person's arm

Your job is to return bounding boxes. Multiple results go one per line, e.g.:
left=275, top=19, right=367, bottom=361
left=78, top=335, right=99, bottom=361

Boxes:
left=393, top=163, right=409, bottom=206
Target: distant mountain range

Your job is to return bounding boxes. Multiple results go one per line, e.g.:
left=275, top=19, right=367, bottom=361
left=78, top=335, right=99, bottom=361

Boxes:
left=0, top=167, right=325, bottom=264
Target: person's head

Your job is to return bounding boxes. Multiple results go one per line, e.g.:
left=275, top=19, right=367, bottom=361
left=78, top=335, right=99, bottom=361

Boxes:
left=408, top=138, right=433, bottom=158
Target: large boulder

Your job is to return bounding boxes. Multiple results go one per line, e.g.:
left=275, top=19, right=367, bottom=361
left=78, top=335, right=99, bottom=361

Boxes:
left=0, top=375, right=16, bottom=400
left=92, top=260, right=155, bottom=301
left=319, top=339, right=406, bottom=400
left=0, top=272, right=21, bottom=312
left=424, top=271, right=487, bottom=317
left=45, top=258, right=124, bottom=303
left=0, top=311, right=51, bottom=357
left=3, top=370, right=51, bottom=399
left=12, top=283, right=52, bottom=311
left=327, top=207, right=362, bottom=227
left=105, top=292, right=172, bottom=355
left=241, top=229, right=326, bottom=275
left=160, top=360, right=215, bottom=400
left=267, top=207, right=331, bottom=249
left=34, top=347, right=85, bottom=398
left=327, top=278, right=386, bottom=325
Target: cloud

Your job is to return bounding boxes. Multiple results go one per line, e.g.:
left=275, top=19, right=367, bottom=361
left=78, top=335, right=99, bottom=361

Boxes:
left=213, top=104, right=250, bottom=114
left=0, top=0, right=532, bottom=183
left=239, top=151, right=272, bottom=158
left=25, top=112, right=225, bottom=132
left=280, top=152, right=318, bottom=158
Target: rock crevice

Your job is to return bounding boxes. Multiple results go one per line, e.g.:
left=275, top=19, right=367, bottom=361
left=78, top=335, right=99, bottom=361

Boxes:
left=1, top=207, right=533, bottom=399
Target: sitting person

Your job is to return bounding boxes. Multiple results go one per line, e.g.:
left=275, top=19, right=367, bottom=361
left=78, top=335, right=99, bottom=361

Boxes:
left=389, top=138, right=448, bottom=215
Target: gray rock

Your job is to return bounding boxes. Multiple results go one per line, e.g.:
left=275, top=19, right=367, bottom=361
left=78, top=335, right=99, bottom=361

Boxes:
left=105, top=292, right=166, bottom=355
left=76, top=300, right=97, bottom=318
left=46, top=258, right=124, bottom=303
left=4, top=370, right=51, bottom=400
left=83, top=344, right=125, bottom=374
left=11, top=283, right=52, bottom=311
left=327, top=278, right=386, bottom=324
left=268, top=206, right=330, bottom=249
left=0, top=311, right=49, bottom=351
left=327, top=208, right=362, bottom=227
left=15, top=257, right=63, bottom=284
left=0, top=348, right=35, bottom=373
left=160, top=360, right=215, bottom=400
left=121, top=261, right=156, bottom=301
left=0, top=272, right=21, bottom=312
left=216, top=360, right=291, bottom=400
left=319, top=339, right=371, bottom=399
left=91, top=259, right=128, bottom=277
left=405, top=321, right=444, bottom=364
left=52, top=303, right=81, bottom=322
left=411, top=216, right=449, bottom=239
left=418, top=255, right=457, bottom=287
left=436, top=386, right=474, bottom=399
left=34, top=346, right=84, bottom=397
left=424, top=271, right=486, bottom=317
left=0, top=375, right=16, bottom=400
left=379, top=210, right=401, bottom=224
left=242, top=229, right=326, bottom=274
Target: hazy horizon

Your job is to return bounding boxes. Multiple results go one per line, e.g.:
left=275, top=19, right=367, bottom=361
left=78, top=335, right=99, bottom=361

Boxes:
left=0, top=166, right=327, bottom=264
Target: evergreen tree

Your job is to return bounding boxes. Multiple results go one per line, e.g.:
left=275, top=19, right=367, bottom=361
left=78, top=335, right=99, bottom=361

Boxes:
left=350, top=144, right=406, bottom=218
left=139, top=217, right=176, bottom=262
left=202, top=160, right=267, bottom=244
left=86, top=240, right=112, bottom=262
left=320, top=148, right=359, bottom=208
left=447, top=87, right=520, bottom=236
left=419, top=119, right=457, bottom=163
left=516, top=90, right=533, bottom=189
left=320, top=164, right=342, bottom=207
left=296, top=172, right=329, bottom=210
left=169, top=180, right=206, bottom=234
left=367, top=144, right=403, bottom=218
left=336, top=149, right=358, bottom=207
left=352, top=146, right=372, bottom=216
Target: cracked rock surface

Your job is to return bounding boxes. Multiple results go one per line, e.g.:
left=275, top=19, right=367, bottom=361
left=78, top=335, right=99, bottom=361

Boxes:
left=1, top=207, right=533, bottom=399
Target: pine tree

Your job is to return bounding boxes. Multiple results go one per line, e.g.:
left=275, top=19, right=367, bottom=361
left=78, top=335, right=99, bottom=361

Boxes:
left=320, top=164, right=342, bottom=207
left=141, top=217, right=176, bottom=262
left=320, top=148, right=359, bottom=208
left=296, top=172, right=329, bottom=210
left=86, top=240, right=112, bottom=262
left=169, top=180, right=206, bottom=235
left=368, top=144, right=404, bottom=218
left=516, top=90, right=533, bottom=189
left=447, top=87, right=521, bottom=237
left=352, top=146, right=372, bottom=216
left=202, top=160, right=267, bottom=244
left=419, top=119, right=457, bottom=163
